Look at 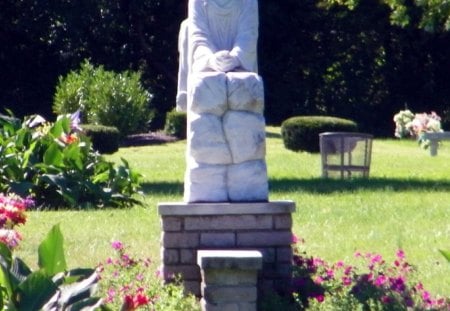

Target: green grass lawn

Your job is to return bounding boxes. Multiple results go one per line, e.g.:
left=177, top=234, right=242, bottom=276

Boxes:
left=16, top=127, right=450, bottom=297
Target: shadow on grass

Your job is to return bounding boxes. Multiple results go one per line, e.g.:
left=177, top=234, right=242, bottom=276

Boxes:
left=140, top=177, right=450, bottom=196
left=269, top=177, right=450, bottom=194
left=266, top=131, right=282, bottom=139
left=140, top=181, right=184, bottom=196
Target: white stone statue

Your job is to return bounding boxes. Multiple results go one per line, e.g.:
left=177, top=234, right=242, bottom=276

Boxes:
left=178, top=0, right=268, bottom=202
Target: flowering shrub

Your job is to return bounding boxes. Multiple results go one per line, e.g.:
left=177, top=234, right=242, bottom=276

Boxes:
left=98, top=241, right=200, bottom=311
left=0, top=193, right=34, bottom=249
left=393, top=109, right=443, bottom=149
left=289, top=236, right=449, bottom=310
left=0, top=111, right=141, bottom=208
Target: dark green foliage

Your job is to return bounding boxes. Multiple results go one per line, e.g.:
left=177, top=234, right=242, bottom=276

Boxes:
left=281, top=116, right=358, bottom=153
left=82, top=124, right=120, bottom=154
left=0, top=225, right=104, bottom=310
left=53, top=60, right=153, bottom=137
left=164, top=110, right=187, bottom=139
left=2, top=1, right=450, bottom=135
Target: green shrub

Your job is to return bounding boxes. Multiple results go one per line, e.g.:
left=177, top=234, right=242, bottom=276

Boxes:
left=82, top=124, right=120, bottom=154
left=281, top=116, right=358, bottom=153
left=53, top=59, right=153, bottom=137
left=164, top=110, right=187, bottom=139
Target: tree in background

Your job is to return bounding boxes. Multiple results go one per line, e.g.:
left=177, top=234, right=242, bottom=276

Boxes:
left=1, top=0, right=450, bottom=135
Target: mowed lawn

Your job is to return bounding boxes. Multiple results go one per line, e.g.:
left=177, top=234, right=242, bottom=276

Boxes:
left=16, top=127, right=450, bottom=296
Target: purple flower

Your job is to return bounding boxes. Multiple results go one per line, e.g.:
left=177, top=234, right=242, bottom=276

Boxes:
left=70, top=110, right=82, bottom=132
left=389, top=276, right=406, bottom=292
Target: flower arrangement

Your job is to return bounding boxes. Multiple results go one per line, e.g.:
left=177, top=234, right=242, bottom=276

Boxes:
left=288, top=235, right=449, bottom=310
left=98, top=241, right=200, bottom=311
left=0, top=193, right=34, bottom=249
left=393, top=109, right=415, bottom=138
left=393, top=109, right=443, bottom=149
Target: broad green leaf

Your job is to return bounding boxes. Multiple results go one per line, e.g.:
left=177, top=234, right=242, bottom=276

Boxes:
left=43, top=143, right=64, bottom=167
left=49, top=119, right=64, bottom=137
left=21, top=140, right=37, bottom=168
left=0, top=243, right=13, bottom=268
left=38, top=225, right=67, bottom=275
left=0, top=243, right=15, bottom=297
left=15, top=270, right=57, bottom=311
left=63, top=143, right=83, bottom=171
left=439, top=249, right=450, bottom=262
left=11, top=257, right=32, bottom=283
left=56, top=269, right=98, bottom=307
left=0, top=262, right=13, bottom=298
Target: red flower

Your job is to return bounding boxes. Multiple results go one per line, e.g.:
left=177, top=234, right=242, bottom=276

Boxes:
left=121, top=292, right=150, bottom=311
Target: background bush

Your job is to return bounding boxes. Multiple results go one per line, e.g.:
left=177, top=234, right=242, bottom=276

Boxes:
left=53, top=60, right=153, bottom=137
left=82, top=124, right=120, bottom=154
left=164, top=110, right=187, bottom=139
left=281, top=115, right=358, bottom=153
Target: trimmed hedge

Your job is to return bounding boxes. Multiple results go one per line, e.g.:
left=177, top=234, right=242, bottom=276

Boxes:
left=82, top=124, right=120, bottom=154
left=281, top=116, right=358, bottom=153
left=164, top=110, right=187, bottom=139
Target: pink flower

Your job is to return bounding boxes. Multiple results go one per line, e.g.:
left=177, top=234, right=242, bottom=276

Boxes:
left=111, top=240, right=123, bottom=250
left=396, top=249, right=405, bottom=260
left=314, top=276, right=324, bottom=284
left=335, top=261, right=345, bottom=268
left=155, top=269, right=162, bottom=279
left=344, top=266, right=353, bottom=276
left=326, top=269, right=334, bottom=278
left=107, top=288, right=116, bottom=302
left=370, top=254, right=383, bottom=264
left=314, top=294, right=325, bottom=303
left=422, top=290, right=431, bottom=302
left=374, top=275, right=387, bottom=287
left=342, top=276, right=352, bottom=286
left=291, top=234, right=298, bottom=244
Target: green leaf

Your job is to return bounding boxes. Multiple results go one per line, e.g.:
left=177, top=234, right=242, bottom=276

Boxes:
left=439, top=249, right=450, bottom=262
left=49, top=118, right=64, bottom=137
left=0, top=243, right=13, bottom=268
left=55, top=269, right=99, bottom=308
left=38, top=224, right=67, bottom=275
left=10, top=257, right=32, bottom=283
left=43, top=143, right=64, bottom=167
left=15, top=270, right=57, bottom=311
left=0, top=243, right=15, bottom=297
left=68, top=297, right=104, bottom=311
left=63, top=143, right=83, bottom=171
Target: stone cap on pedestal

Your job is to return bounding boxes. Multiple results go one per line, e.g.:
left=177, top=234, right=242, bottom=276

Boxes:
left=197, top=250, right=263, bottom=270
left=158, top=200, right=296, bottom=216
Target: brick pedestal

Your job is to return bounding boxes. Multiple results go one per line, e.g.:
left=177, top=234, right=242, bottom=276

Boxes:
left=158, top=201, right=296, bottom=297
left=197, top=250, right=262, bottom=311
